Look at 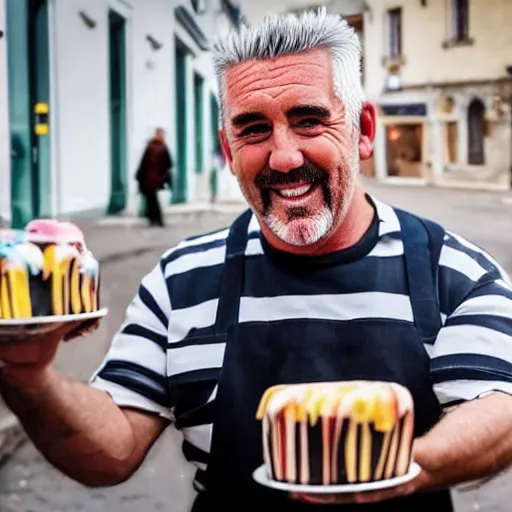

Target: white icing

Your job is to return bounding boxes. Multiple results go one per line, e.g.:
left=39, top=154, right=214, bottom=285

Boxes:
left=0, top=242, right=44, bottom=274
left=11, top=243, right=44, bottom=275
left=79, top=250, right=100, bottom=288
left=54, top=244, right=80, bottom=263
left=389, top=383, right=413, bottom=416
left=266, top=386, right=304, bottom=417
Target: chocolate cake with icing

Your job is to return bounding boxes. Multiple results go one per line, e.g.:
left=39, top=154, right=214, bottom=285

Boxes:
left=255, top=381, right=414, bottom=486
left=0, top=220, right=100, bottom=320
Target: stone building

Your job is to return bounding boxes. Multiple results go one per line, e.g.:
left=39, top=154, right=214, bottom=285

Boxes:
left=364, top=0, right=512, bottom=189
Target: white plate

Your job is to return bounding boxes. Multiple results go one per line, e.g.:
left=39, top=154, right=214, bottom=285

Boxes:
left=0, top=309, right=108, bottom=343
left=0, top=309, right=108, bottom=326
left=252, top=462, right=422, bottom=494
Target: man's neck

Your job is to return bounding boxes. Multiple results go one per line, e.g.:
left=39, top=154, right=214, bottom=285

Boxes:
left=259, top=184, right=375, bottom=257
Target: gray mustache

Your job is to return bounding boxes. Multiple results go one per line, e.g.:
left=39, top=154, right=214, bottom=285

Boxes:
left=255, top=163, right=326, bottom=188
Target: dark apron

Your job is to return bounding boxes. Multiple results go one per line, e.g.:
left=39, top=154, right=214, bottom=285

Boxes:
left=190, top=208, right=454, bottom=511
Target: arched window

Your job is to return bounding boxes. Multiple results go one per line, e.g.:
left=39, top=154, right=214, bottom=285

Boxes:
left=467, top=98, right=485, bottom=165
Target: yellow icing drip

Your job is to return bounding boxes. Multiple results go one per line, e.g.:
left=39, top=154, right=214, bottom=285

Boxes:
left=257, top=382, right=397, bottom=428
left=351, top=396, right=377, bottom=423
left=359, top=422, right=372, bottom=482
left=91, top=277, right=98, bottom=311
left=0, top=271, right=12, bottom=319
left=255, top=385, right=288, bottom=419
left=345, top=419, right=357, bottom=483
left=8, top=267, right=32, bottom=318
left=373, top=387, right=399, bottom=432
left=81, top=274, right=92, bottom=313
left=42, top=245, right=56, bottom=281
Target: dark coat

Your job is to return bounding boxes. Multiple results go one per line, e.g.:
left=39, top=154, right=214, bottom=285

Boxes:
left=135, top=138, right=173, bottom=193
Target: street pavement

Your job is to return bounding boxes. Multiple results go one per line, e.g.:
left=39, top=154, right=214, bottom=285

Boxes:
left=1, top=181, right=512, bottom=511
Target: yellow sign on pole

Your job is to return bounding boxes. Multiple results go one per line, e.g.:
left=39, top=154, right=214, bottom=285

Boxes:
left=34, top=102, right=50, bottom=135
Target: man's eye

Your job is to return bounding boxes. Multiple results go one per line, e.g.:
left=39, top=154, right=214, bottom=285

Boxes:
left=298, top=118, right=321, bottom=128
left=240, top=124, right=270, bottom=137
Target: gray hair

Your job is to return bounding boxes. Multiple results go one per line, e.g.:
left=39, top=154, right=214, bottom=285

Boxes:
left=212, top=8, right=365, bottom=133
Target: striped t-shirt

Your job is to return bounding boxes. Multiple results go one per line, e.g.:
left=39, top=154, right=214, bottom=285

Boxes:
left=89, top=196, right=512, bottom=485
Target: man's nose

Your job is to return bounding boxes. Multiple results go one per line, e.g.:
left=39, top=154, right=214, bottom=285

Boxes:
left=268, top=128, right=304, bottom=172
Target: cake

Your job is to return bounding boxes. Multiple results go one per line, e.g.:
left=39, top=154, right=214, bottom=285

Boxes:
left=0, top=219, right=100, bottom=320
left=255, top=381, right=414, bottom=486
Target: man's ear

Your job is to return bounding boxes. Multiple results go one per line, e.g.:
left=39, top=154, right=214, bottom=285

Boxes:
left=359, top=102, right=376, bottom=161
left=220, top=129, right=235, bottom=175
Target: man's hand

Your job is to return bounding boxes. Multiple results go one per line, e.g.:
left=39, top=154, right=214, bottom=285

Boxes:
left=0, top=319, right=94, bottom=387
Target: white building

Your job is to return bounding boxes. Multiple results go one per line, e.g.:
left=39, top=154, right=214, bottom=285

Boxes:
left=0, top=0, right=245, bottom=229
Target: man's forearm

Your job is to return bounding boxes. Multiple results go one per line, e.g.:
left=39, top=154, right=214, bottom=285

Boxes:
left=414, top=393, right=512, bottom=491
left=0, top=367, right=138, bottom=486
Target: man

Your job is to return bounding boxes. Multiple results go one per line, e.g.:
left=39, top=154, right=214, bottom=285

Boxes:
left=135, top=127, right=173, bottom=227
left=2, top=9, right=512, bottom=511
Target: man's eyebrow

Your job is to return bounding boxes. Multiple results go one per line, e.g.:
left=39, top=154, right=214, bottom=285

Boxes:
left=231, top=112, right=267, bottom=127
left=286, top=105, right=330, bottom=118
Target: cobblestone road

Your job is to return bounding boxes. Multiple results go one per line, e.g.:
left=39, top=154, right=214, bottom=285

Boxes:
left=1, top=182, right=512, bottom=511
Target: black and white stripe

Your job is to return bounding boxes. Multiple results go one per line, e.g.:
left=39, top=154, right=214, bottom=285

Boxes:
left=90, top=197, right=512, bottom=478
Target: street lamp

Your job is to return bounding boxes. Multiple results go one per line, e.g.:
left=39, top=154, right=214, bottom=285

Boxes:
left=507, top=65, right=512, bottom=187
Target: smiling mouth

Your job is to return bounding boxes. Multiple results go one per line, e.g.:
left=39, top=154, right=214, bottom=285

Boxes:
left=267, top=182, right=319, bottom=201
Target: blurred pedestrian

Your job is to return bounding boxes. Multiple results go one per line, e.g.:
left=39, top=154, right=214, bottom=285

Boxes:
left=135, top=127, right=172, bottom=227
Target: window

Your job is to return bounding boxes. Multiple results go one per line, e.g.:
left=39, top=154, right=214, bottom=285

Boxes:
left=450, top=0, right=469, bottom=41
left=387, top=8, right=402, bottom=58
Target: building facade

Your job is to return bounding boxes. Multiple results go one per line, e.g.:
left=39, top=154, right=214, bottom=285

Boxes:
left=364, top=0, right=512, bottom=189
left=0, top=0, right=244, bottom=228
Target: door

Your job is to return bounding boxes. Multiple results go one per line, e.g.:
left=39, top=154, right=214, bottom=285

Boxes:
left=194, top=73, right=204, bottom=174
left=173, top=39, right=187, bottom=204
left=107, top=10, right=127, bottom=214
left=209, top=93, right=220, bottom=199
left=446, top=121, right=458, bottom=164
left=467, top=98, right=485, bottom=165
left=7, top=0, right=50, bottom=228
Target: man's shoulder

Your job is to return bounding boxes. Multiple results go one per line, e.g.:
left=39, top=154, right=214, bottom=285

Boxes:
left=372, top=197, right=508, bottom=282
left=440, top=228, right=510, bottom=283
left=158, top=225, right=231, bottom=276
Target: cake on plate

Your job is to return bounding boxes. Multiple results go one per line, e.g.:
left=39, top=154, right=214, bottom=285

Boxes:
left=255, top=381, right=414, bottom=486
left=0, top=219, right=100, bottom=320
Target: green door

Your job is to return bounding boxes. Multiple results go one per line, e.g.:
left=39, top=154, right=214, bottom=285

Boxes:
left=107, top=10, right=127, bottom=214
left=209, top=94, right=220, bottom=199
left=194, top=73, right=204, bottom=174
left=7, top=0, right=51, bottom=228
left=173, top=39, right=187, bottom=204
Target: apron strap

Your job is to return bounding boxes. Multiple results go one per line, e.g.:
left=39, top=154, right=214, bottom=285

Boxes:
left=395, top=208, right=445, bottom=345
left=214, top=208, right=253, bottom=334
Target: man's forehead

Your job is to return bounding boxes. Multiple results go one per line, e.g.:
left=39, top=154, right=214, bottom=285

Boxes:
left=223, top=49, right=335, bottom=114
left=225, top=48, right=331, bottom=84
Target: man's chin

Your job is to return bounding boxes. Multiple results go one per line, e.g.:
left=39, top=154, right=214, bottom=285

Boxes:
left=264, top=212, right=334, bottom=247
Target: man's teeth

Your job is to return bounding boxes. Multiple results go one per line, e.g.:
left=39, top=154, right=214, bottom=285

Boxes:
left=277, top=184, right=313, bottom=198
